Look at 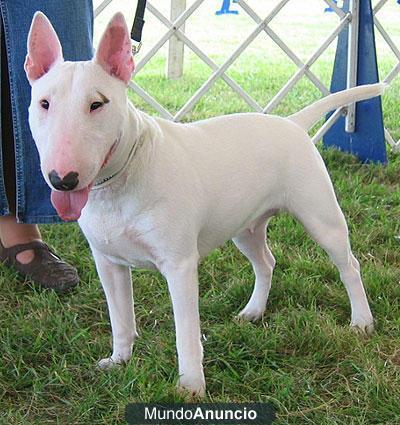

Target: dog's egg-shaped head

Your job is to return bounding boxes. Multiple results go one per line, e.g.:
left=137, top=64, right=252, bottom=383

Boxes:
left=25, top=11, right=135, bottom=220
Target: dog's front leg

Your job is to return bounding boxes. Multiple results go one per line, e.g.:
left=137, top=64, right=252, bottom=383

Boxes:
left=92, top=249, right=138, bottom=369
left=162, top=255, right=205, bottom=396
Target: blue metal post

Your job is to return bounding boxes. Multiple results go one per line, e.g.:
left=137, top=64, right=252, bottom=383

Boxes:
left=216, top=0, right=239, bottom=15
left=325, top=0, right=338, bottom=12
left=323, top=0, right=387, bottom=163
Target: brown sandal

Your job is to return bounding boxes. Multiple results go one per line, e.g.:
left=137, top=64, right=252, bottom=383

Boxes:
left=0, top=240, right=79, bottom=293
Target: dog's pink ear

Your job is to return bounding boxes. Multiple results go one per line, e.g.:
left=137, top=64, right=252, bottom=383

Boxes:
left=95, top=12, right=135, bottom=84
left=24, top=12, right=63, bottom=83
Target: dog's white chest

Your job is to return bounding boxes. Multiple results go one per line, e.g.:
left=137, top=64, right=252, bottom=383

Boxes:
left=79, top=205, right=158, bottom=270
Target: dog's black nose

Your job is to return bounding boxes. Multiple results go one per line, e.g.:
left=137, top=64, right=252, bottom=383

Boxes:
left=49, top=170, right=79, bottom=191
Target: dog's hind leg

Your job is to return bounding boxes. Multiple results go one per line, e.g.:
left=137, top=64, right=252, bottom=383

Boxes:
left=92, top=249, right=138, bottom=369
left=233, top=218, right=276, bottom=321
left=289, top=173, right=374, bottom=334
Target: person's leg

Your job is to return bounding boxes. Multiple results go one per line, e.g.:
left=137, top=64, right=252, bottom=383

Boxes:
left=0, top=2, right=92, bottom=291
left=0, top=21, right=79, bottom=292
left=0, top=217, right=41, bottom=264
left=0, top=22, right=39, bottom=265
left=0, top=1, right=93, bottom=224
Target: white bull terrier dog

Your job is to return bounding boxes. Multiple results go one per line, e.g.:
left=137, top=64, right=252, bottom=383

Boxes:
left=26, top=12, right=380, bottom=396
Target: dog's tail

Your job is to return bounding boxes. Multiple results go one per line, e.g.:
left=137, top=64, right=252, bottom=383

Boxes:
left=288, top=83, right=386, bottom=133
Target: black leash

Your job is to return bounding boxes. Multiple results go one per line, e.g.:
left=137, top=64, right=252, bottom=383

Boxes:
left=130, top=0, right=147, bottom=55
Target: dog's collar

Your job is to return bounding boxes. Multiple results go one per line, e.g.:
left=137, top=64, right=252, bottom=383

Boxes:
left=92, top=137, right=140, bottom=189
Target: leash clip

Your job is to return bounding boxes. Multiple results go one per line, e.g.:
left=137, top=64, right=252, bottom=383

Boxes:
left=131, top=40, right=142, bottom=56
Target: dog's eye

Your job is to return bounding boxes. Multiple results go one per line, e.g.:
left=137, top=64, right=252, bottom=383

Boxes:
left=40, top=99, right=50, bottom=110
left=90, top=101, right=103, bottom=112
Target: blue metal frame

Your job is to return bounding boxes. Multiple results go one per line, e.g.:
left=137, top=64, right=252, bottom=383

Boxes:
left=325, top=0, right=338, bottom=13
left=323, top=0, right=387, bottom=163
left=216, top=0, right=239, bottom=15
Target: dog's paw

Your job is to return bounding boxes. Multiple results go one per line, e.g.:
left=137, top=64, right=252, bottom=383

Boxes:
left=236, top=305, right=265, bottom=322
left=350, top=317, right=375, bottom=336
left=97, top=357, right=123, bottom=370
left=177, top=374, right=206, bottom=398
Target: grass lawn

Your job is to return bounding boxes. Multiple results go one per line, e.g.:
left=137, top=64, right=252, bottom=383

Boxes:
left=1, top=2, right=400, bottom=424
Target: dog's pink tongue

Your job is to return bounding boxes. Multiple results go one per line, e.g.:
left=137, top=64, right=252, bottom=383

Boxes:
left=51, top=187, right=91, bottom=221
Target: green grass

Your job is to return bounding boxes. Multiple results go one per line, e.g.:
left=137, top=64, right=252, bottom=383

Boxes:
left=1, top=56, right=400, bottom=423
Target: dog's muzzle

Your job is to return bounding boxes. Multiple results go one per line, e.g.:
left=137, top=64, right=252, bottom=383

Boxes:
left=49, top=170, right=79, bottom=191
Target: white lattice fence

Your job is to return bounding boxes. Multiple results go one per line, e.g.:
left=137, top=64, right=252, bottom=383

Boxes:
left=94, top=0, right=400, bottom=151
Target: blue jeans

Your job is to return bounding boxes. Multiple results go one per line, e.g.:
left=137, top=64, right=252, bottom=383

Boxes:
left=0, top=0, right=93, bottom=223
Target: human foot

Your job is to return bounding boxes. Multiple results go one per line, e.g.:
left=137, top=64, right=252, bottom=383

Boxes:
left=0, top=216, right=79, bottom=292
